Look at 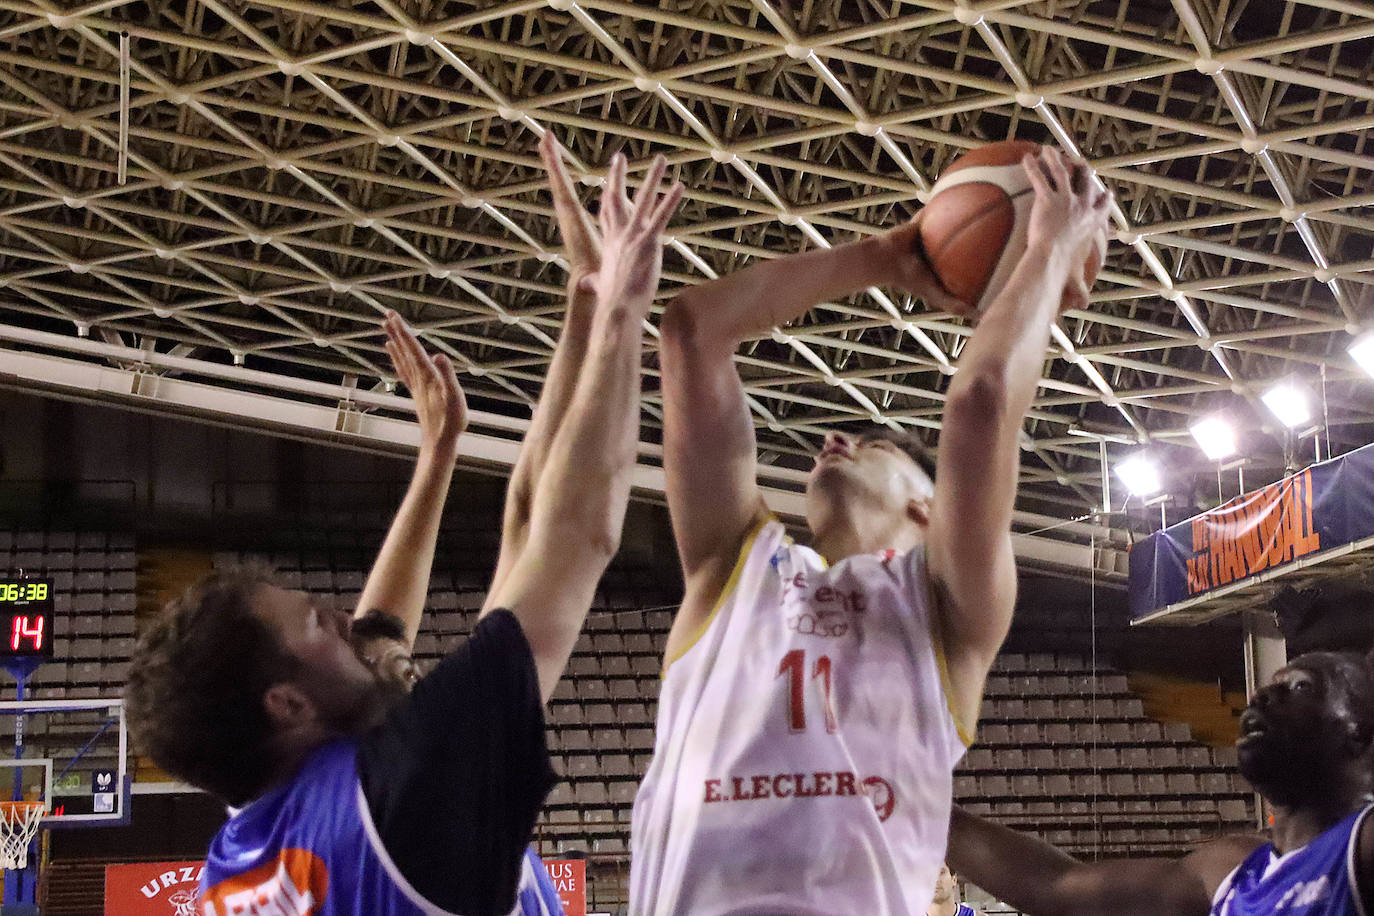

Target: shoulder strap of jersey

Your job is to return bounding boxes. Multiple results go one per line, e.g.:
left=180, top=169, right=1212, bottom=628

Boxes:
left=662, top=515, right=778, bottom=674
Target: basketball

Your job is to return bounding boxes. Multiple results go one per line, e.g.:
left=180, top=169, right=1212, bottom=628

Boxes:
left=918, top=140, right=1105, bottom=313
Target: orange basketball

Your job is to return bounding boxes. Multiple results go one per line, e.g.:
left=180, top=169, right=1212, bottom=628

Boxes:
left=918, top=140, right=1104, bottom=313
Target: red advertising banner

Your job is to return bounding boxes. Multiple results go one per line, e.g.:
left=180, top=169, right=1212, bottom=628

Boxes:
left=543, top=858, right=587, bottom=916
left=105, top=861, right=205, bottom=915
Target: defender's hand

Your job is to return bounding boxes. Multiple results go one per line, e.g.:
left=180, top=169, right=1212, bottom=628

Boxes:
left=384, top=312, right=468, bottom=462
left=578, top=152, right=684, bottom=312
left=540, top=134, right=602, bottom=301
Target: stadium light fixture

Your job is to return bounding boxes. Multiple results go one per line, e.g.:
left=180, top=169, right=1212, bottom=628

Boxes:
left=1350, top=332, right=1374, bottom=380
left=1115, top=452, right=1162, bottom=498
left=1189, top=414, right=1238, bottom=462
left=1260, top=379, right=1312, bottom=430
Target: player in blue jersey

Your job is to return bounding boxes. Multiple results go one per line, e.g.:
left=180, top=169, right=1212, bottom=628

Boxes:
left=126, top=136, right=682, bottom=916
left=944, top=650, right=1374, bottom=915
left=928, top=862, right=981, bottom=916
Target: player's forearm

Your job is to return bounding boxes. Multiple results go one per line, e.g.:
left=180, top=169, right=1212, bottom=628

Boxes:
left=672, top=234, right=892, bottom=348
left=505, top=300, right=644, bottom=698
left=948, top=807, right=1081, bottom=915
left=528, top=300, right=642, bottom=558
left=490, top=292, right=595, bottom=591
left=355, top=449, right=456, bottom=646
left=945, top=239, right=1070, bottom=426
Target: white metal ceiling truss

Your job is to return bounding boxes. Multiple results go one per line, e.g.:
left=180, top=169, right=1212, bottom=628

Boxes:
left=0, top=0, right=1372, bottom=519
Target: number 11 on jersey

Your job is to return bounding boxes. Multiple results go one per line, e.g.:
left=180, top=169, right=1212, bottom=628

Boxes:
left=776, top=649, right=838, bottom=734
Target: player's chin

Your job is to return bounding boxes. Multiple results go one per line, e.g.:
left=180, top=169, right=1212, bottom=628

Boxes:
left=1236, top=736, right=1305, bottom=795
left=806, top=463, right=855, bottom=497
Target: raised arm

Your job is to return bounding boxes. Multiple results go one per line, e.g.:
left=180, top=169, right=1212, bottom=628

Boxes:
left=353, top=312, right=468, bottom=650
left=487, top=135, right=600, bottom=601
left=659, top=216, right=963, bottom=662
left=947, top=806, right=1259, bottom=916
left=485, top=153, right=683, bottom=700
left=926, top=149, right=1110, bottom=730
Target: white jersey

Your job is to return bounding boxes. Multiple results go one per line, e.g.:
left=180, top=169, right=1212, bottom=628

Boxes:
left=630, top=519, right=971, bottom=915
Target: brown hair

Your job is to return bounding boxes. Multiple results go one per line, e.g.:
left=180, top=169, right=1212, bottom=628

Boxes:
left=125, top=566, right=299, bottom=805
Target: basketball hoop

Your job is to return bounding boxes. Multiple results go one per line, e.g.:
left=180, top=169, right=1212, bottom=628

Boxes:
left=0, top=800, right=46, bottom=870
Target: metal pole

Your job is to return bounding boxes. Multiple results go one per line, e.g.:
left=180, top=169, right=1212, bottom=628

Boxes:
left=1243, top=612, right=1288, bottom=832
left=1099, top=439, right=1111, bottom=513
left=118, top=33, right=130, bottom=185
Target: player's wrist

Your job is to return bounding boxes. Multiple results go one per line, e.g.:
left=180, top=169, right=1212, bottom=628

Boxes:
left=416, top=442, right=460, bottom=473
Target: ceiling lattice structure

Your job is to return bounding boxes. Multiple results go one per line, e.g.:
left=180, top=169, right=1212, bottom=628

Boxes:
left=1, top=0, right=1372, bottom=521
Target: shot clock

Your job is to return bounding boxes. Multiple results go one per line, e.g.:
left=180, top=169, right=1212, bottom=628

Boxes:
left=0, top=578, right=54, bottom=659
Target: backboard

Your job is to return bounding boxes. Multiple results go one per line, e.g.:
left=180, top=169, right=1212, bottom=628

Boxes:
left=0, top=699, right=129, bottom=825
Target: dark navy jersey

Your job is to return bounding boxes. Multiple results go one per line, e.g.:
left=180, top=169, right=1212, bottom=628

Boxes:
left=1213, top=804, right=1372, bottom=916
left=200, top=610, right=558, bottom=916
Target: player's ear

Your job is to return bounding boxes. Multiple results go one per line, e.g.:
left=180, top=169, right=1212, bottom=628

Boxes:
left=263, top=682, right=315, bottom=729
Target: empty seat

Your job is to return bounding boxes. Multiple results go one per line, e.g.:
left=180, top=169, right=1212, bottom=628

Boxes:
left=1139, top=773, right=1168, bottom=795
left=1106, top=773, right=1136, bottom=795
left=1167, top=773, right=1199, bottom=795
left=963, top=748, right=995, bottom=771
left=609, top=781, right=639, bottom=805
left=1149, top=746, right=1181, bottom=768
left=566, top=754, right=599, bottom=779
left=602, top=754, right=635, bottom=778
left=602, top=655, right=632, bottom=678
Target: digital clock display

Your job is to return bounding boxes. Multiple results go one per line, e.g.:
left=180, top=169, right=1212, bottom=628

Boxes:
left=0, top=578, right=54, bottom=659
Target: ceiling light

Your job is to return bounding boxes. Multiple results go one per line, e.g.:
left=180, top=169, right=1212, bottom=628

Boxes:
left=1260, top=379, right=1312, bottom=429
left=1349, top=332, right=1374, bottom=380
left=1115, top=453, right=1162, bottom=498
left=1188, top=414, right=1238, bottom=462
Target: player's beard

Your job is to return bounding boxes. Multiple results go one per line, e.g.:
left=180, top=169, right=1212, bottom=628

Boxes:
left=309, top=669, right=409, bottom=736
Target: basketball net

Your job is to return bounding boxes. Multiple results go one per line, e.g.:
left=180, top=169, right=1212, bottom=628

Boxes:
left=0, top=800, right=46, bottom=870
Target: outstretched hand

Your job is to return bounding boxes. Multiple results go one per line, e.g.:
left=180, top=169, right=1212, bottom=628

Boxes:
left=1021, top=147, right=1110, bottom=313
left=383, top=312, right=468, bottom=462
left=578, top=152, right=684, bottom=313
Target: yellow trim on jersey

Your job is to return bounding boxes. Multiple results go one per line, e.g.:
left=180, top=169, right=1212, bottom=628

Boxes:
left=926, top=575, right=976, bottom=748
left=662, top=515, right=774, bottom=677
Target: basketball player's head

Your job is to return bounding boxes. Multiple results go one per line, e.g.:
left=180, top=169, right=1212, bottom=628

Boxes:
left=806, top=425, right=935, bottom=544
left=127, top=566, right=400, bottom=805
left=931, top=862, right=959, bottom=904
left=1236, top=650, right=1374, bottom=810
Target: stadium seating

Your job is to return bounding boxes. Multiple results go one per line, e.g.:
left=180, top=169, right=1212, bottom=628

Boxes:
left=4, top=525, right=1259, bottom=906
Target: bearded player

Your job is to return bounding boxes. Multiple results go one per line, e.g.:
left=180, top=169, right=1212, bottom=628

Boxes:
left=128, top=138, right=682, bottom=916
left=946, top=650, right=1374, bottom=916
left=630, top=147, right=1110, bottom=914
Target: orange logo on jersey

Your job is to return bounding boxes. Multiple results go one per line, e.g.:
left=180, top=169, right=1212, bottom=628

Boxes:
left=201, top=848, right=328, bottom=916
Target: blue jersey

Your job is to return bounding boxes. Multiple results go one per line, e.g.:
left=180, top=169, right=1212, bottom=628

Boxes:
left=201, top=740, right=563, bottom=916
left=1213, top=804, right=1372, bottom=916
left=955, top=904, right=977, bottom=916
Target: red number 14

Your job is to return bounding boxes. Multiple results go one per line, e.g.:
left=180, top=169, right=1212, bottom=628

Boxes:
left=776, top=649, right=837, bottom=734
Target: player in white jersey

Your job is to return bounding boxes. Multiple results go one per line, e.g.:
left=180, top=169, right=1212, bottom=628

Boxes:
left=631, top=148, right=1110, bottom=915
